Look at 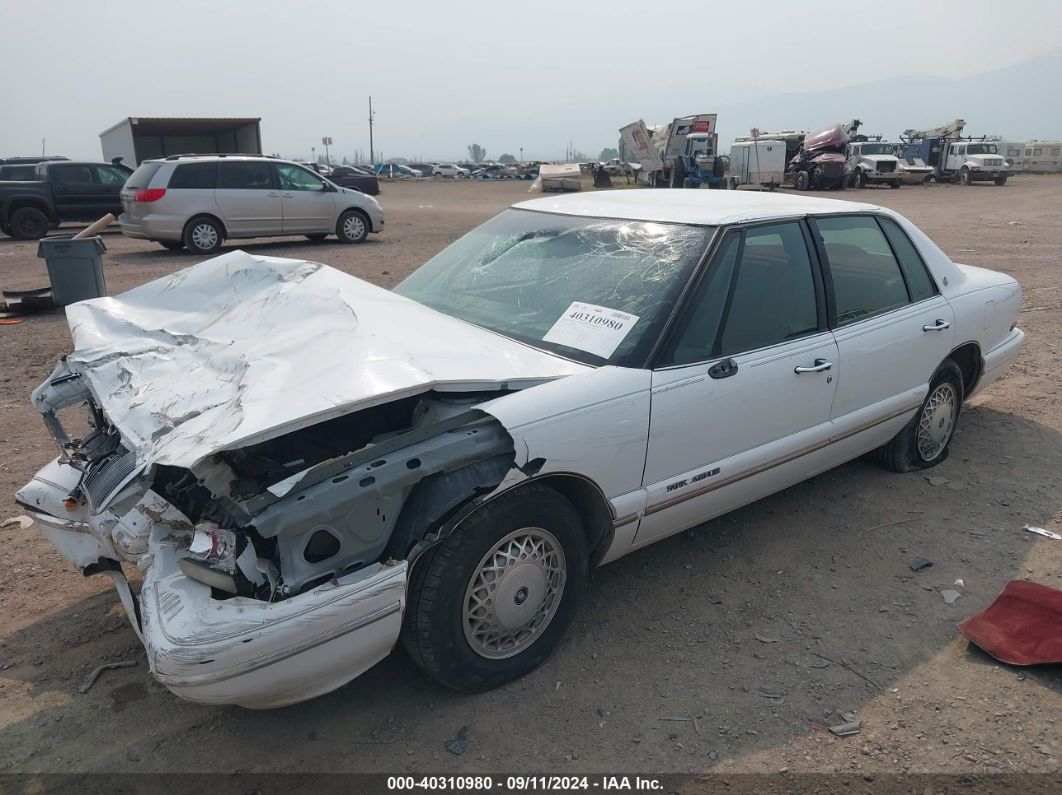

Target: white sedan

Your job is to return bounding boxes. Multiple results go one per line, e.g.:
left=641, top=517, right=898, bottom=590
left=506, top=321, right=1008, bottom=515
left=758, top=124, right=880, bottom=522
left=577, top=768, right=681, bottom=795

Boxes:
left=18, top=191, right=1023, bottom=708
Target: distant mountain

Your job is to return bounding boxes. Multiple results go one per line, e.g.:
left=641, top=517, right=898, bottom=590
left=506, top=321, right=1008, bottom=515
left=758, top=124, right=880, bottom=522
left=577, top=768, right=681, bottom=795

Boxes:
left=713, top=49, right=1062, bottom=144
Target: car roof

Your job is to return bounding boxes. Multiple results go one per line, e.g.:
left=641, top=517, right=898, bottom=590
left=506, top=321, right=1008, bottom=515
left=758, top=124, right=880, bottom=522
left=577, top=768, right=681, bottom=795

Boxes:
left=513, top=189, right=884, bottom=226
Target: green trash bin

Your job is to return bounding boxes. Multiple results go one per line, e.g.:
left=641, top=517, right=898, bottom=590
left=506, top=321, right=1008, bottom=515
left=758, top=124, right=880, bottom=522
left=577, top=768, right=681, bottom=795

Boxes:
left=36, top=235, right=108, bottom=306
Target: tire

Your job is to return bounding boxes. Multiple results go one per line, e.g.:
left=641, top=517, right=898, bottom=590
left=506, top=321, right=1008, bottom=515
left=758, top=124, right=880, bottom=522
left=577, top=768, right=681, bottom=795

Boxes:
left=335, top=209, right=369, bottom=243
left=872, top=361, right=964, bottom=473
left=889, top=181, right=902, bottom=189
left=994, top=175, right=1008, bottom=186
left=182, top=216, right=224, bottom=254
left=402, top=483, right=589, bottom=692
left=8, top=206, right=51, bottom=240
left=304, top=233, right=328, bottom=241
left=854, top=169, right=867, bottom=189
left=795, top=170, right=810, bottom=191
left=159, top=240, right=184, bottom=251
left=959, top=168, right=972, bottom=186
left=1, top=224, right=11, bottom=237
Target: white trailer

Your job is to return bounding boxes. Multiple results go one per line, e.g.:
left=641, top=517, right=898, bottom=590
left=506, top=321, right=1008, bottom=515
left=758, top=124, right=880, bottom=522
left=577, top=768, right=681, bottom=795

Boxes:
left=728, top=140, right=784, bottom=189
left=100, top=117, right=263, bottom=168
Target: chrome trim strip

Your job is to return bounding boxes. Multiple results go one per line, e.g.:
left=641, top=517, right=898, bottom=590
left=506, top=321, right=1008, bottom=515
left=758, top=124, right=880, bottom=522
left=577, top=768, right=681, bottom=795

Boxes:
left=612, top=513, right=640, bottom=528
left=643, top=401, right=921, bottom=517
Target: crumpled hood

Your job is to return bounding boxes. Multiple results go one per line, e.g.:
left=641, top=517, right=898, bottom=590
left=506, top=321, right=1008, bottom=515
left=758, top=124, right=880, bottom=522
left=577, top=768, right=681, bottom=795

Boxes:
left=62, top=251, right=586, bottom=469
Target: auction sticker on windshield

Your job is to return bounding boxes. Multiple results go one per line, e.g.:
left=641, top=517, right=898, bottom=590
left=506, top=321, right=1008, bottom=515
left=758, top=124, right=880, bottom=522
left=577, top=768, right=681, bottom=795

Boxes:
left=543, top=301, right=640, bottom=359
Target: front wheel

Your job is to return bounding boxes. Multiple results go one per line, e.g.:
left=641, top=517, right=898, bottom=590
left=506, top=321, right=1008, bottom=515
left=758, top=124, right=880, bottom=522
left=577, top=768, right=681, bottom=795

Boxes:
left=959, top=168, right=972, bottom=186
left=872, top=361, right=964, bottom=472
left=795, top=170, right=810, bottom=191
left=402, top=484, right=588, bottom=692
left=994, top=175, right=1008, bottom=186
left=854, top=169, right=867, bottom=189
left=336, top=209, right=369, bottom=243
left=889, top=181, right=902, bottom=189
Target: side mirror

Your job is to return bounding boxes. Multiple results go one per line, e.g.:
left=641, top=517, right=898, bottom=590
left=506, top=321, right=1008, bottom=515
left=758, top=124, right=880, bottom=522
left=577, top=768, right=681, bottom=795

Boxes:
left=324, top=181, right=338, bottom=192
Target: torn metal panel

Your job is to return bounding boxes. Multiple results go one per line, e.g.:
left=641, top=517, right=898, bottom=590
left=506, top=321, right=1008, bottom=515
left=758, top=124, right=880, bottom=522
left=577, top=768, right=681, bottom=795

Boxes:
left=60, top=251, right=586, bottom=471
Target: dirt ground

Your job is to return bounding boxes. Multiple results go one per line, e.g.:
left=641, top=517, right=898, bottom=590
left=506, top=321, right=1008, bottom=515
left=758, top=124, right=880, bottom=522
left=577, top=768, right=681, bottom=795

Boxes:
left=0, top=177, right=1059, bottom=779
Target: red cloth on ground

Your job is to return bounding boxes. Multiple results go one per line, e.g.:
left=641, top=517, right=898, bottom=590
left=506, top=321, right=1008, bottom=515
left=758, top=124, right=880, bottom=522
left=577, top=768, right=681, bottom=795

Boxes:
left=958, top=580, right=1062, bottom=666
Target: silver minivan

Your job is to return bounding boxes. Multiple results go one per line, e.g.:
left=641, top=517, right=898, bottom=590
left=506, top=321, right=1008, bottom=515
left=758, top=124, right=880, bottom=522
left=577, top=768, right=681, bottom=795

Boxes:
left=120, top=155, right=384, bottom=253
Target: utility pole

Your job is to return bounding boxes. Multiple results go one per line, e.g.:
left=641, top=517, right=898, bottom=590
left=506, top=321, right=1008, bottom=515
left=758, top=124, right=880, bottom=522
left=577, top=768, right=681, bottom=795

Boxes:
left=520, top=146, right=523, bottom=162
left=368, top=96, right=376, bottom=165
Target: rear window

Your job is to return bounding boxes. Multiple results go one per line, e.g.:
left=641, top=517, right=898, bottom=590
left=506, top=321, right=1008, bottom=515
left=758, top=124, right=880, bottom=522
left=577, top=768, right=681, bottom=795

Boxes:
left=0, top=165, right=37, bottom=180
left=168, top=162, right=218, bottom=189
left=125, top=162, right=163, bottom=190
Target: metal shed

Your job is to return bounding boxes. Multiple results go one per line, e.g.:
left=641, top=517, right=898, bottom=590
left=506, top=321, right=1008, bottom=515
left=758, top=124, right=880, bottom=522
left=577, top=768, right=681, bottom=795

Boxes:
left=99, top=117, right=262, bottom=167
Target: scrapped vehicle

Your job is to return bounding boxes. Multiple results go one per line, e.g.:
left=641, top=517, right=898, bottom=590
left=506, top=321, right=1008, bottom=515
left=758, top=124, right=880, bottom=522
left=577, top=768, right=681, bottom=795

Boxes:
left=845, top=141, right=903, bottom=189
left=118, top=155, right=384, bottom=253
left=787, top=124, right=849, bottom=190
left=0, top=160, right=132, bottom=239
left=375, top=164, right=421, bottom=179
left=19, top=191, right=1023, bottom=708
left=432, top=163, right=470, bottom=178
left=327, top=165, right=381, bottom=196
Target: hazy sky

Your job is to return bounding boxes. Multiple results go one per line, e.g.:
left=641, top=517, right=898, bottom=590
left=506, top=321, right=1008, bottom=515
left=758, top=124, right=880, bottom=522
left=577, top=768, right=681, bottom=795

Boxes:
left=2, top=0, right=1060, bottom=162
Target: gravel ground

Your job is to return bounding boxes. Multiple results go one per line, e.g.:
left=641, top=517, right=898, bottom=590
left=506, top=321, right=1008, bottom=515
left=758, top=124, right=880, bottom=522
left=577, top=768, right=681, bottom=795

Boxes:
left=0, top=177, right=1059, bottom=779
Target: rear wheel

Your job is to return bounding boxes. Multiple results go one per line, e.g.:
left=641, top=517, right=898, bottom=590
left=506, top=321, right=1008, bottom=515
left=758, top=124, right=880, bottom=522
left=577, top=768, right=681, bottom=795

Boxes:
left=873, top=361, right=964, bottom=472
left=335, top=209, right=369, bottom=243
left=8, top=207, right=51, bottom=240
left=402, top=484, right=588, bottom=691
left=182, top=216, right=224, bottom=254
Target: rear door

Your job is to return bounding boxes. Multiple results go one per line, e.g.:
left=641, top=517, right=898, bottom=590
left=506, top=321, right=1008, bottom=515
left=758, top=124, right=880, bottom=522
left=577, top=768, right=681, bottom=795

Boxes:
left=214, top=161, right=283, bottom=236
left=810, top=214, right=954, bottom=439
left=275, top=163, right=335, bottom=233
left=47, top=164, right=102, bottom=220
left=91, top=165, right=130, bottom=217
left=637, top=221, right=838, bottom=547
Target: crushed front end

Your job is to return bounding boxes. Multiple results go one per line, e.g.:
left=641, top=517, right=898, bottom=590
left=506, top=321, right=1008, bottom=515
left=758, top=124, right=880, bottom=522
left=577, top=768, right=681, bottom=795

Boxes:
left=18, top=358, right=516, bottom=708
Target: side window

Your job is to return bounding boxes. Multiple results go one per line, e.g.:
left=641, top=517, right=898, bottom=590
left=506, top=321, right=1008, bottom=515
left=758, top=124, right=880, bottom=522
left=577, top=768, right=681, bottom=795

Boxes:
left=814, top=216, right=910, bottom=324
left=168, top=162, right=218, bottom=189
left=51, top=165, right=95, bottom=185
left=660, top=233, right=739, bottom=366
left=1051, top=148, right=1061, bottom=156
left=94, top=166, right=129, bottom=185
left=218, top=162, right=274, bottom=190
left=660, top=222, right=819, bottom=364
left=878, top=217, right=938, bottom=302
left=1034, top=148, right=1043, bottom=156
left=276, top=163, right=326, bottom=191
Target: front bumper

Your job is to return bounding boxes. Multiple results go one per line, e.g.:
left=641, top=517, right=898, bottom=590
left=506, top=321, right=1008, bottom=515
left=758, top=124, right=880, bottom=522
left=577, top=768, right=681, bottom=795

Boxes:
left=18, top=459, right=407, bottom=709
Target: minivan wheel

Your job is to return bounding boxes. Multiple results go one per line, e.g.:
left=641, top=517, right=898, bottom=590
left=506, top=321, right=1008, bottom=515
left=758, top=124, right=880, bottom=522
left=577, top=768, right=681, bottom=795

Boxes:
left=402, top=484, right=588, bottom=692
left=336, top=209, right=369, bottom=243
left=182, top=216, right=223, bottom=254
left=872, top=361, right=964, bottom=473
left=8, top=207, right=51, bottom=240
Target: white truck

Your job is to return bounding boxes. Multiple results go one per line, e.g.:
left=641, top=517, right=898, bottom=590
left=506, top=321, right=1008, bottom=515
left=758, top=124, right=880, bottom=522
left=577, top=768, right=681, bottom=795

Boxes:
left=728, top=139, right=784, bottom=189
left=845, top=140, right=903, bottom=189
left=900, top=120, right=1010, bottom=186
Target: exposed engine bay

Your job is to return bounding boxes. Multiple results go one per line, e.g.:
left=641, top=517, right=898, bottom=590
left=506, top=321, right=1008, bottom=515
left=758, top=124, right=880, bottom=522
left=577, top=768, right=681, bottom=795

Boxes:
left=28, top=356, right=518, bottom=603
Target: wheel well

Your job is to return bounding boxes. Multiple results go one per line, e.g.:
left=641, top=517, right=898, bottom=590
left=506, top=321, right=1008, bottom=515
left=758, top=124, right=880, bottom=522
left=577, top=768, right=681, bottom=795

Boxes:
left=8, top=200, right=54, bottom=220
left=184, top=214, right=227, bottom=238
left=948, top=343, right=982, bottom=396
left=529, top=474, right=615, bottom=567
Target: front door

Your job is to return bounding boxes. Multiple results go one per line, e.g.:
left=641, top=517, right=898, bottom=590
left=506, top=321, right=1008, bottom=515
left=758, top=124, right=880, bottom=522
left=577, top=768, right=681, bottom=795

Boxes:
left=214, top=161, right=283, bottom=236
left=275, top=163, right=335, bottom=234
left=810, top=214, right=955, bottom=440
left=637, top=221, right=838, bottom=547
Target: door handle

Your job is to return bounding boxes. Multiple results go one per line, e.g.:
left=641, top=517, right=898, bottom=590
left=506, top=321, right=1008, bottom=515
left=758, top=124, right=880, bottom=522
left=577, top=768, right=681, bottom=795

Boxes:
left=280, top=192, right=294, bottom=198
left=266, top=192, right=280, bottom=197
left=794, top=358, right=832, bottom=374
left=922, top=319, right=951, bottom=332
